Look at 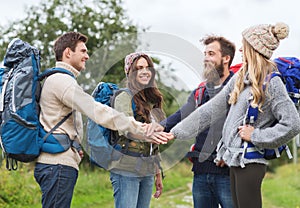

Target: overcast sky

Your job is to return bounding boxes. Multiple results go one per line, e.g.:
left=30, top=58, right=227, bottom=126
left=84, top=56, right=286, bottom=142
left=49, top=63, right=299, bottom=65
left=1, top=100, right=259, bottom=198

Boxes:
left=124, top=0, right=300, bottom=60
left=1, top=0, right=299, bottom=89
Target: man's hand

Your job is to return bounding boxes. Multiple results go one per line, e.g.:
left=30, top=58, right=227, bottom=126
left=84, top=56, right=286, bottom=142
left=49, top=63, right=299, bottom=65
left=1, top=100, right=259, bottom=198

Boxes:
left=78, top=150, right=84, bottom=159
left=143, top=122, right=165, bottom=137
left=215, top=159, right=226, bottom=167
left=144, top=132, right=174, bottom=144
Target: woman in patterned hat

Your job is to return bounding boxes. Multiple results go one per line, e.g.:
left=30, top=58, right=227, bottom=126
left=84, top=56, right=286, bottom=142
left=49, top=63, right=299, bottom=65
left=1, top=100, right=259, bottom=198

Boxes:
left=110, top=52, right=167, bottom=208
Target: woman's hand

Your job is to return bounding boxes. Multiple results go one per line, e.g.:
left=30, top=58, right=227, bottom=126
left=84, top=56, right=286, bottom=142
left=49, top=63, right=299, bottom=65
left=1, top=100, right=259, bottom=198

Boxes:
left=144, top=131, right=174, bottom=144
left=153, top=172, right=163, bottom=198
left=238, top=125, right=254, bottom=142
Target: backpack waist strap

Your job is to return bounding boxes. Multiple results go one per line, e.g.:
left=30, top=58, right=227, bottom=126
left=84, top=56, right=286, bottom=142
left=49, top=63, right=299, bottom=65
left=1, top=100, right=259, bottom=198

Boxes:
left=227, top=141, right=292, bottom=168
left=52, top=134, right=81, bottom=151
left=185, top=151, right=216, bottom=162
left=43, top=133, right=81, bottom=153
left=120, top=149, right=150, bottom=157
left=52, top=134, right=72, bottom=151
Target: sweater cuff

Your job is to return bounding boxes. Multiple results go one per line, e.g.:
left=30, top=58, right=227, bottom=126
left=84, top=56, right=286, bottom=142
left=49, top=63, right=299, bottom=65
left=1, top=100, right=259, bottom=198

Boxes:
left=170, top=129, right=178, bottom=139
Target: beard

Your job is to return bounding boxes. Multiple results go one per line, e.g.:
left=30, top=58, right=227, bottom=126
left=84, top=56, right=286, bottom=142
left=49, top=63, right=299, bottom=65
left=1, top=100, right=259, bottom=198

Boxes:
left=203, top=60, right=225, bottom=85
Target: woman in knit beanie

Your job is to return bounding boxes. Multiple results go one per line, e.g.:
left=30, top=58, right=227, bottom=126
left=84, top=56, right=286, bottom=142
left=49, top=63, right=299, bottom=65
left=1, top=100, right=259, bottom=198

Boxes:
left=231, top=22, right=290, bottom=108
left=227, top=22, right=291, bottom=208
left=169, top=22, right=300, bottom=208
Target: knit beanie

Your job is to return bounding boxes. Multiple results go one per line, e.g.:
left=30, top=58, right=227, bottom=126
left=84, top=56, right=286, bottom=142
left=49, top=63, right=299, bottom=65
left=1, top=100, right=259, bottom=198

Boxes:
left=124, top=52, right=147, bottom=74
left=242, top=22, right=289, bottom=59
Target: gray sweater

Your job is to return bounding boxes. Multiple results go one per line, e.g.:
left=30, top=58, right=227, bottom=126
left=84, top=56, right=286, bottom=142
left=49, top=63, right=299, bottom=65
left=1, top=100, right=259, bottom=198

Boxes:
left=170, top=74, right=300, bottom=167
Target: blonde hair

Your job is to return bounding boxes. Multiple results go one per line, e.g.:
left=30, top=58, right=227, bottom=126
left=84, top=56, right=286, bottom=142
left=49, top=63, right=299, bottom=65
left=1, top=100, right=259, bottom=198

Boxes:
left=229, top=39, right=277, bottom=110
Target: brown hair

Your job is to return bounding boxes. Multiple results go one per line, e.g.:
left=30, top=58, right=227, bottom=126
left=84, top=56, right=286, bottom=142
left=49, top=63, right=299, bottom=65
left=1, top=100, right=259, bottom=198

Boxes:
left=200, top=35, right=236, bottom=67
left=54, top=32, right=88, bottom=61
left=127, top=55, right=165, bottom=123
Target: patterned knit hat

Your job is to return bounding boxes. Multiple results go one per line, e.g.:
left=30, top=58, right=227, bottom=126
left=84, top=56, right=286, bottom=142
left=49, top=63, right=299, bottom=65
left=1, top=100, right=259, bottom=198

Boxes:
left=242, top=22, right=289, bottom=59
left=124, top=52, right=147, bottom=74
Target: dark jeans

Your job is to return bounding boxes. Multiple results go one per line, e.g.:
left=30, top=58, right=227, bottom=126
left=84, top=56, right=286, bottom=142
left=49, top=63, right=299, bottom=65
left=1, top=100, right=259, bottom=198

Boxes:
left=230, top=163, right=267, bottom=208
left=192, top=173, right=233, bottom=208
left=34, top=163, right=78, bottom=208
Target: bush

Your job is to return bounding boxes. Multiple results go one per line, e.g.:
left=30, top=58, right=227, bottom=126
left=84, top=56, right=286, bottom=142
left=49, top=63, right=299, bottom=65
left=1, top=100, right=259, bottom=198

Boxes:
left=0, top=162, right=40, bottom=208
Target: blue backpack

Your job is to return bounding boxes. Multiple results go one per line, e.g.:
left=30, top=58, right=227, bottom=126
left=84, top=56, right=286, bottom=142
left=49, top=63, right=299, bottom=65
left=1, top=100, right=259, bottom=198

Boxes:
left=86, top=82, right=136, bottom=170
left=241, top=56, right=300, bottom=163
left=0, top=38, right=76, bottom=170
left=241, top=77, right=293, bottom=161
left=274, top=57, right=300, bottom=105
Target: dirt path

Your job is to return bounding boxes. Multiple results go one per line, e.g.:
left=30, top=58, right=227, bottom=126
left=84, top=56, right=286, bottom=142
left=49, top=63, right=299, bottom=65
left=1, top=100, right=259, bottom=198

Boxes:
left=151, top=183, right=193, bottom=208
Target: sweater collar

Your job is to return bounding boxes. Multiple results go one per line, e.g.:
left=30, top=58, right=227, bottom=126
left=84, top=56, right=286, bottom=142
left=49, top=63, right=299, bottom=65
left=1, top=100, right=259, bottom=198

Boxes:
left=243, top=72, right=251, bottom=86
left=55, top=62, right=80, bottom=78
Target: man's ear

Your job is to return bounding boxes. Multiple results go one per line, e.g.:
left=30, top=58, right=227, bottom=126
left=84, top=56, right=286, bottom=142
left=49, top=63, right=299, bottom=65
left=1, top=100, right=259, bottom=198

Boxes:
left=223, top=55, right=230, bottom=65
left=63, top=47, right=71, bottom=59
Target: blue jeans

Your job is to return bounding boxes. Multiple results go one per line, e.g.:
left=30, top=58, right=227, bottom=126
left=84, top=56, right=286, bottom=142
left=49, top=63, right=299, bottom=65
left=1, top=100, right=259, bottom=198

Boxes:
left=192, top=173, right=233, bottom=208
left=34, top=163, right=78, bottom=208
left=110, top=172, right=154, bottom=208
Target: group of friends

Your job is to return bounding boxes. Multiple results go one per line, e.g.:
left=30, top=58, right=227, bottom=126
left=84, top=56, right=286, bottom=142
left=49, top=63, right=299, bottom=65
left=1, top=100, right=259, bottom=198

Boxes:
left=33, top=21, right=300, bottom=208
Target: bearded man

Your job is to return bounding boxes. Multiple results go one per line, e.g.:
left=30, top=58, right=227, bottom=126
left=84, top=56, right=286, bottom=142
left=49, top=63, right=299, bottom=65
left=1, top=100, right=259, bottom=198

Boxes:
left=161, top=35, right=236, bottom=208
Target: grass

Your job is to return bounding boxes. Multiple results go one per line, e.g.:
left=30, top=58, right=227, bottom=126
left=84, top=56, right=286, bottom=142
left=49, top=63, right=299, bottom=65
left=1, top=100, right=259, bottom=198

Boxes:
left=72, top=168, right=115, bottom=208
left=72, top=162, right=194, bottom=208
left=0, top=163, right=40, bottom=208
left=262, top=163, right=300, bottom=208
left=74, top=162, right=300, bottom=208
left=1, top=161, right=300, bottom=207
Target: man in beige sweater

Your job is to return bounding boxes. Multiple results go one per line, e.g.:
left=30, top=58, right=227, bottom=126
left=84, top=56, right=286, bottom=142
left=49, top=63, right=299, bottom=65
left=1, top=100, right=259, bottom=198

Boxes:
left=33, top=31, right=170, bottom=208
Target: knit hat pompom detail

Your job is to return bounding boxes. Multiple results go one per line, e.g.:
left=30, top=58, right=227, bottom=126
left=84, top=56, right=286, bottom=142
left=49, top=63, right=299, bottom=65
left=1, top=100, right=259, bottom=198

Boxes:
left=274, top=22, right=289, bottom=40
left=242, top=22, right=289, bottom=59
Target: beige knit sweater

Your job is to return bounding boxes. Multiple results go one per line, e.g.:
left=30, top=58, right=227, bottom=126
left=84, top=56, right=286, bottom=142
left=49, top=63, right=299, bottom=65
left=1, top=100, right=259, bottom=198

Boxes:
left=36, top=62, right=144, bottom=170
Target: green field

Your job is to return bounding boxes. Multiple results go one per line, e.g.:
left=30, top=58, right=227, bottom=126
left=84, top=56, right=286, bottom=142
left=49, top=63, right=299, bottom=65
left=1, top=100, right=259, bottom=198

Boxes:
left=0, top=161, right=299, bottom=208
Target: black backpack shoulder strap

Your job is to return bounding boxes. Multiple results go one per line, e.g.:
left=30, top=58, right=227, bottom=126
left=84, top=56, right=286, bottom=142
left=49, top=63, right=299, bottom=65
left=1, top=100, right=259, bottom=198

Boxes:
left=42, top=111, right=74, bottom=141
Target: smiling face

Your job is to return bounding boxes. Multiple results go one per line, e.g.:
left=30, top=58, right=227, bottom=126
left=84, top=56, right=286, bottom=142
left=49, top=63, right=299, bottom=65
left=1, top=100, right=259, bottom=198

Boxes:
left=135, top=57, right=152, bottom=86
left=54, top=32, right=89, bottom=72
left=203, top=41, right=225, bottom=79
left=68, top=41, right=89, bottom=72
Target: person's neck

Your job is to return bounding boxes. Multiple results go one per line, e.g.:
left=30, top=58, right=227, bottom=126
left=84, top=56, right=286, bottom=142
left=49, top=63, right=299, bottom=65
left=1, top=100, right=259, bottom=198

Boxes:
left=219, top=68, right=230, bottom=84
left=56, top=61, right=80, bottom=77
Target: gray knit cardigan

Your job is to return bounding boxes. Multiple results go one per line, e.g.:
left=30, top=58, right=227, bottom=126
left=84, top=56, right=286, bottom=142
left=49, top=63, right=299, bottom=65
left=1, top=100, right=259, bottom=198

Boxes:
left=170, top=74, right=300, bottom=167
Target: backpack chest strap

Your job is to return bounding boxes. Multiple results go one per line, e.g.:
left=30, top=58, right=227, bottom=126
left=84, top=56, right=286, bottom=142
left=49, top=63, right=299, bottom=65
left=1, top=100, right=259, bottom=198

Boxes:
left=117, top=137, right=155, bottom=157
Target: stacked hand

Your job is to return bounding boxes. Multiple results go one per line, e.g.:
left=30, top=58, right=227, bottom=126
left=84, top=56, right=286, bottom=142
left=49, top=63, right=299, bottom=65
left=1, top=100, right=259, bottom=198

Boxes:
left=143, top=122, right=174, bottom=144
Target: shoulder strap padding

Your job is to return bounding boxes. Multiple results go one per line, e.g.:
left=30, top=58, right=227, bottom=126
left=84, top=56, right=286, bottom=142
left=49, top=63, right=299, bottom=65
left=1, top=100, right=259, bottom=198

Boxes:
left=194, top=82, right=206, bottom=107
left=38, top=67, right=75, bottom=81
left=111, top=88, right=136, bottom=115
